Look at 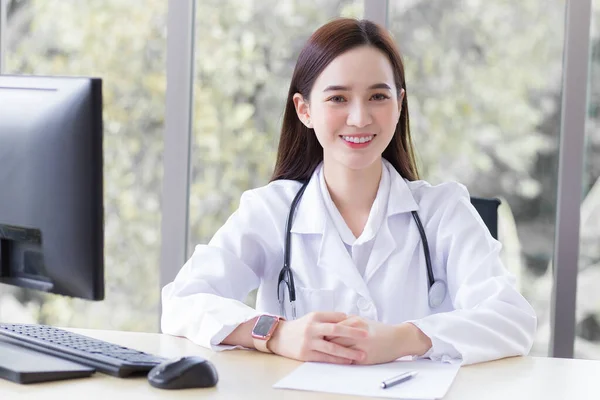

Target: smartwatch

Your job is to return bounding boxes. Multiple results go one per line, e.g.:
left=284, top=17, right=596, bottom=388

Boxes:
left=251, top=314, right=283, bottom=353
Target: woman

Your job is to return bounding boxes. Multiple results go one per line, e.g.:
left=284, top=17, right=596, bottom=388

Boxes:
left=161, top=18, right=537, bottom=366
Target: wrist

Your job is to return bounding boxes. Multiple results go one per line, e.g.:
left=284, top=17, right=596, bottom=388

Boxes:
left=394, top=323, right=432, bottom=358
left=266, top=320, right=285, bottom=353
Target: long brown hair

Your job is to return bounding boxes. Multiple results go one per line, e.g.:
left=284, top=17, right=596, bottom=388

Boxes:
left=270, top=18, right=419, bottom=182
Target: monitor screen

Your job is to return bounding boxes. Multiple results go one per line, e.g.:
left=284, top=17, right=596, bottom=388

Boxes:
left=0, top=75, right=104, bottom=300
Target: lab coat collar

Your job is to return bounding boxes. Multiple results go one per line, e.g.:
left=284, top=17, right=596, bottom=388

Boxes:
left=363, top=159, right=420, bottom=281
left=383, top=158, right=420, bottom=215
left=289, top=159, right=419, bottom=235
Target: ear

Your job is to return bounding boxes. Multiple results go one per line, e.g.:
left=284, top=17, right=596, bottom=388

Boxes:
left=293, top=93, right=312, bottom=128
left=397, top=88, right=405, bottom=115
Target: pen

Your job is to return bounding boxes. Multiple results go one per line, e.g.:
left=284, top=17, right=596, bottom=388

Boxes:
left=380, top=371, right=419, bottom=389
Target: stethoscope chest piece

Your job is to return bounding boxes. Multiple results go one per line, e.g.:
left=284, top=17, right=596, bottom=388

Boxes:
left=428, top=280, right=447, bottom=309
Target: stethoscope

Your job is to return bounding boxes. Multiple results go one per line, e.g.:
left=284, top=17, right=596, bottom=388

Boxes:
left=277, top=177, right=448, bottom=320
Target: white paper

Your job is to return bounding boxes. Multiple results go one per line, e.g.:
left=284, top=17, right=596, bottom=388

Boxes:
left=273, top=359, right=460, bottom=399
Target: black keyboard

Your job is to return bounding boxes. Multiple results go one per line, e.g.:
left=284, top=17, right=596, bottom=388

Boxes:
left=0, top=323, right=168, bottom=377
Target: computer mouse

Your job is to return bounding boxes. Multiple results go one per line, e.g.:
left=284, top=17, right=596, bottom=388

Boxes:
left=147, top=356, right=218, bottom=390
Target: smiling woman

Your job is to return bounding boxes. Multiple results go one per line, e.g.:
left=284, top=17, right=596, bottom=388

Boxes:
left=162, top=18, right=537, bottom=367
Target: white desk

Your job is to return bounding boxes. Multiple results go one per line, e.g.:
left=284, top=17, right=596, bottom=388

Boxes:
left=1, top=328, right=598, bottom=399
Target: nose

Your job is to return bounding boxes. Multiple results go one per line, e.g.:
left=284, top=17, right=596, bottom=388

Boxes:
left=346, top=101, right=372, bottom=128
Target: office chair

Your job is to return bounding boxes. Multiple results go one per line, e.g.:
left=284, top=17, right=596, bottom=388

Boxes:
left=469, top=197, right=501, bottom=240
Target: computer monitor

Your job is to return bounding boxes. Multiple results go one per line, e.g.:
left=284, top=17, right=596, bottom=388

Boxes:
left=0, top=75, right=104, bottom=300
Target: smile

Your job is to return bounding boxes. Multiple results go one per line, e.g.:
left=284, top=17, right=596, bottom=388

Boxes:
left=340, top=135, right=374, bottom=144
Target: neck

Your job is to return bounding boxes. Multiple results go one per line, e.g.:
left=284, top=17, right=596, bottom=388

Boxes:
left=323, top=158, right=382, bottom=215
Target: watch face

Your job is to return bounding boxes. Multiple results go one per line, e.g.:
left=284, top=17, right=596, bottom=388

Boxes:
left=253, top=315, right=276, bottom=337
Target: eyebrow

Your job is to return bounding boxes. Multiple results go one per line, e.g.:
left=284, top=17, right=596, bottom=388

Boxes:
left=322, top=83, right=392, bottom=92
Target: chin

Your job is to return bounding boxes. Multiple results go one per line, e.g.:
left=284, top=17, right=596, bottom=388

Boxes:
left=337, top=155, right=382, bottom=171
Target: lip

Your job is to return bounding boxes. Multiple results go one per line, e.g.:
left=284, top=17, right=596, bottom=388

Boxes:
left=339, top=133, right=376, bottom=149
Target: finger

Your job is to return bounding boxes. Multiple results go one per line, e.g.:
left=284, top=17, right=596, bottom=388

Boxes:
left=310, top=312, right=348, bottom=323
left=312, top=339, right=364, bottom=362
left=314, top=323, right=368, bottom=339
left=328, top=336, right=355, bottom=347
left=337, top=316, right=367, bottom=328
left=308, top=351, right=354, bottom=365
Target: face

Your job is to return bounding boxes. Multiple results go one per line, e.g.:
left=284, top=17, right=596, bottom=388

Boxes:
left=294, top=45, right=404, bottom=172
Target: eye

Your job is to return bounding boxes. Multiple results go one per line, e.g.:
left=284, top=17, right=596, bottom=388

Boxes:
left=371, top=93, right=390, bottom=101
left=328, top=95, right=347, bottom=103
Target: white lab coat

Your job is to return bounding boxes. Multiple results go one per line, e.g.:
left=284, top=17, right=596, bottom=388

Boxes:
left=161, top=160, right=537, bottom=365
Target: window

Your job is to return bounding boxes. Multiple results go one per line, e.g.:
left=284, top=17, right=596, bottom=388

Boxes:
left=2, top=0, right=167, bottom=331
left=390, top=0, right=566, bottom=356
left=1, top=0, right=595, bottom=357
left=188, top=0, right=362, bottom=253
left=577, top=0, right=600, bottom=359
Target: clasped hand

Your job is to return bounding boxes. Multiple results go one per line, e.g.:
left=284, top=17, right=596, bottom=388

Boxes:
left=268, top=312, right=428, bottom=365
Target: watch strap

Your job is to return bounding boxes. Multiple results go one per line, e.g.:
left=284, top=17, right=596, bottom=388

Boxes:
left=253, top=336, right=272, bottom=353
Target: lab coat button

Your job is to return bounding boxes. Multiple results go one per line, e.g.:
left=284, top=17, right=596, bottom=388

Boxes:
left=357, top=297, right=371, bottom=311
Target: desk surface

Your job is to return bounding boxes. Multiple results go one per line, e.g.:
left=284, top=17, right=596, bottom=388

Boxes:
left=1, top=328, right=599, bottom=399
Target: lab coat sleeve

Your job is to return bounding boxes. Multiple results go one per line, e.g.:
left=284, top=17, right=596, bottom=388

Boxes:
left=409, top=184, right=537, bottom=365
left=161, top=189, right=280, bottom=351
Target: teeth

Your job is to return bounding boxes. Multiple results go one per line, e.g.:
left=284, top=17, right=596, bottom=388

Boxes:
left=342, top=135, right=374, bottom=144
